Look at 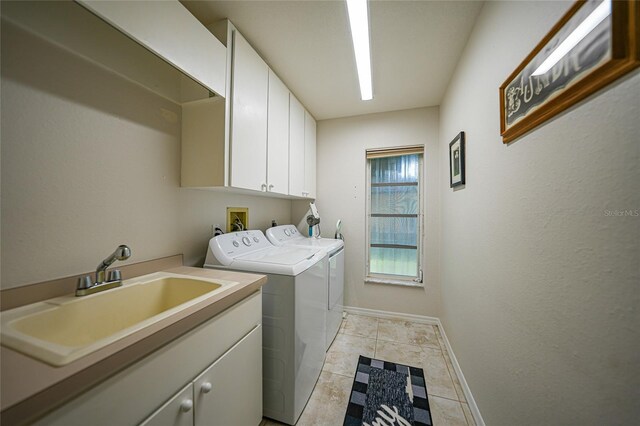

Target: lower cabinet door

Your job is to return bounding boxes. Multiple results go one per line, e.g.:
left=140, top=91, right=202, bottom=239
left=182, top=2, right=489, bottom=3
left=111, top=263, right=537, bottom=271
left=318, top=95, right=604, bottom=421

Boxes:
left=139, top=384, right=194, bottom=426
left=193, top=325, right=262, bottom=426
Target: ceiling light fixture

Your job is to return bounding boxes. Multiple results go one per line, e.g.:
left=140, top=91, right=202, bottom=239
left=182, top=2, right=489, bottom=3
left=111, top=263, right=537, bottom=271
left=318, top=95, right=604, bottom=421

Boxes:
left=346, top=0, right=373, bottom=101
left=531, top=0, right=611, bottom=76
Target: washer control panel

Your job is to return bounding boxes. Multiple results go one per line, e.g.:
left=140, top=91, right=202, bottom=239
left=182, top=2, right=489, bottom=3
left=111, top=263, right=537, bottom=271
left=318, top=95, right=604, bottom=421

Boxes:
left=266, top=224, right=303, bottom=245
left=209, top=230, right=273, bottom=265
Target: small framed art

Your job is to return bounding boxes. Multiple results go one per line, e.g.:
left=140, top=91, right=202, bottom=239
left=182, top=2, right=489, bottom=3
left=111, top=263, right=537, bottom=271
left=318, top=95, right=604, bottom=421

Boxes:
left=449, top=132, right=465, bottom=188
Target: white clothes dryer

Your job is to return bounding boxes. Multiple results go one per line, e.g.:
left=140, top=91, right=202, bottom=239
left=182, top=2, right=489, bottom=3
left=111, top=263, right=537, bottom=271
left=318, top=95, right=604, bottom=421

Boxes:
left=266, top=224, right=344, bottom=351
left=204, top=230, right=327, bottom=425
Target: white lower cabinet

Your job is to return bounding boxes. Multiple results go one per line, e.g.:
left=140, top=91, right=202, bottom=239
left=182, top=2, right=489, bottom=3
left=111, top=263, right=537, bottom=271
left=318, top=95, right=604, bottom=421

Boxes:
left=140, top=325, right=262, bottom=426
left=34, top=292, right=262, bottom=426
left=140, top=384, right=194, bottom=426
left=193, top=325, right=262, bottom=426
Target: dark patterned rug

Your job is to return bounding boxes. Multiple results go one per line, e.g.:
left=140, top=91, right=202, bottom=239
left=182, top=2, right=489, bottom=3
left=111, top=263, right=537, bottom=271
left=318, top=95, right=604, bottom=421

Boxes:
left=344, top=356, right=432, bottom=426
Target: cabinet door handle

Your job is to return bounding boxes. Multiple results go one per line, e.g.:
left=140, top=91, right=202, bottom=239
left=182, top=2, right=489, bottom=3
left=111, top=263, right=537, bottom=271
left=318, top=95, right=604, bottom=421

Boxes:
left=261, top=183, right=267, bottom=191
left=180, top=399, right=193, bottom=412
left=268, top=184, right=274, bottom=191
left=200, top=382, right=213, bottom=394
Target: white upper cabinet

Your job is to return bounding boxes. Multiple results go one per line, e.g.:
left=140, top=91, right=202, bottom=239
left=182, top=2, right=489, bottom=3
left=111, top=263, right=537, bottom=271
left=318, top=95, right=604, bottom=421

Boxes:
left=289, top=95, right=306, bottom=197
left=181, top=20, right=316, bottom=199
left=2, top=0, right=224, bottom=103
left=77, top=0, right=226, bottom=97
left=304, top=111, right=317, bottom=199
left=229, top=31, right=269, bottom=192
left=267, top=70, right=291, bottom=195
left=288, top=97, right=316, bottom=199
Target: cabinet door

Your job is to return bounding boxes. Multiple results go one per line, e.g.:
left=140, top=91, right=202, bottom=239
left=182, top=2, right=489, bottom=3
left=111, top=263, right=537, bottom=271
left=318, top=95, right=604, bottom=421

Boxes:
left=288, top=95, right=305, bottom=197
left=139, top=384, right=194, bottom=426
left=193, top=325, right=262, bottom=426
left=304, top=111, right=317, bottom=199
left=230, top=31, right=268, bottom=191
left=267, top=70, right=290, bottom=195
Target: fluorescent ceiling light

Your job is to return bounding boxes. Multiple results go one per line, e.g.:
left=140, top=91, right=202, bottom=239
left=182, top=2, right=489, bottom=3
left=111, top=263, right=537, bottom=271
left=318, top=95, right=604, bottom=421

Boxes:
left=346, top=0, right=373, bottom=101
left=532, top=0, right=611, bottom=76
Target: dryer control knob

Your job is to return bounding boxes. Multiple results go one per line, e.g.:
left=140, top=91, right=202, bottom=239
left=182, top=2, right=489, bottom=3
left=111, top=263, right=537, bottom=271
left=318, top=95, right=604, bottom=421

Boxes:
left=232, top=241, right=240, bottom=247
left=253, top=237, right=259, bottom=243
left=242, top=237, right=251, bottom=246
left=284, top=229, right=291, bottom=236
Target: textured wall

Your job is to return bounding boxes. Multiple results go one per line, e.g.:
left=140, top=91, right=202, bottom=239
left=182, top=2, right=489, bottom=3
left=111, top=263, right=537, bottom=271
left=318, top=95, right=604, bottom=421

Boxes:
left=1, top=20, right=291, bottom=289
left=316, top=107, right=441, bottom=317
left=438, top=1, right=640, bottom=424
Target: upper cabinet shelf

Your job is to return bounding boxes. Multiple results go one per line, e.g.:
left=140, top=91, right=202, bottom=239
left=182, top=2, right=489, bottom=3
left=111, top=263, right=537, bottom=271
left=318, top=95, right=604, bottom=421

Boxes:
left=1, top=0, right=226, bottom=104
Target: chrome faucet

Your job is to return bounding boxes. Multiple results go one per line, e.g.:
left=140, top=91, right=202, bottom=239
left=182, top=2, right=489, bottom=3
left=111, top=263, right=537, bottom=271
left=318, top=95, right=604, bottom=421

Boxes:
left=76, top=245, right=131, bottom=296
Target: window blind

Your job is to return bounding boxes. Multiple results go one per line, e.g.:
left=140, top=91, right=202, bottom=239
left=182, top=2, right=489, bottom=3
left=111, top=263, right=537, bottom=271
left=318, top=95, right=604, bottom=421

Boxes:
left=366, top=145, right=424, bottom=159
left=366, top=149, right=423, bottom=283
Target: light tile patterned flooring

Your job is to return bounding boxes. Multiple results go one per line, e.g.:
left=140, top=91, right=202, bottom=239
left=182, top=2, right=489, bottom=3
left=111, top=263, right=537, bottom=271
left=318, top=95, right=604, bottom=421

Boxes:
left=261, top=313, right=475, bottom=426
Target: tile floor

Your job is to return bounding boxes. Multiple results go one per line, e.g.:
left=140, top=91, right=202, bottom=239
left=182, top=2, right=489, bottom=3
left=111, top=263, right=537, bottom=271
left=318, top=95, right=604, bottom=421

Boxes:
left=261, top=313, right=475, bottom=426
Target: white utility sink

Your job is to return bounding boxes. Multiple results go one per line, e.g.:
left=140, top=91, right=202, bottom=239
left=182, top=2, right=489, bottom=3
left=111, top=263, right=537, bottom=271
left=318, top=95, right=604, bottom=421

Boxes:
left=0, top=272, right=238, bottom=366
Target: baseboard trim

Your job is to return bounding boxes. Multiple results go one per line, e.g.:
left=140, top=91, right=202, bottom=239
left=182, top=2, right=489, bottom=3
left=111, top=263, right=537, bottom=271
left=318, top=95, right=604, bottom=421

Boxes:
left=343, top=306, right=485, bottom=426
left=435, top=319, right=486, bottom=426
left=343, top=305, right=440, bottom=325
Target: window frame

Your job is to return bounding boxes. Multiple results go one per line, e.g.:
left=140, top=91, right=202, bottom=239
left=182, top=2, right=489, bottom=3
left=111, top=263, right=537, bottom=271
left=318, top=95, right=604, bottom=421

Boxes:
left=364, top=146, right=425, bottom=287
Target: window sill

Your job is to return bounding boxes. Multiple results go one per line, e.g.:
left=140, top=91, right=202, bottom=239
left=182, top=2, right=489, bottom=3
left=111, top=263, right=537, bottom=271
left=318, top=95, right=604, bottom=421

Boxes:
left=365, top=277, right=424, bottom=288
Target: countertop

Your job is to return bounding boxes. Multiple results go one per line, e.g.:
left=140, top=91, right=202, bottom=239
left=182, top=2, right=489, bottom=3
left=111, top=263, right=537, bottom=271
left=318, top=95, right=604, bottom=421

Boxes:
left=0, top=266, right=267, bottom=425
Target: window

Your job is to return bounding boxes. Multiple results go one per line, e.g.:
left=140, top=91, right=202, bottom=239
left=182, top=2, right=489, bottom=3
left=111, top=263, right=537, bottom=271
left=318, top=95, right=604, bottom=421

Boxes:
left=366, top=146, right=423, bottom=286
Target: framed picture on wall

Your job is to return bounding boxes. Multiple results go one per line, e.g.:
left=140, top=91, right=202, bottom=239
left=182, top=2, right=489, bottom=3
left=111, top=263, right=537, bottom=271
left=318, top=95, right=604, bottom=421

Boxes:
left=449, top=132, right=465, bottom=188
left=499, top=0, right=639, bottom=143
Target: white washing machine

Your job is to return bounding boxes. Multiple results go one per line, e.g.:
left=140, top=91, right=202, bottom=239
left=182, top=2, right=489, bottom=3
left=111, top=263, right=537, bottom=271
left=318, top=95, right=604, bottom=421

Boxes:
left=204, top=230, right=327, bottom=425
left=266, top=224, right=345, bottom=351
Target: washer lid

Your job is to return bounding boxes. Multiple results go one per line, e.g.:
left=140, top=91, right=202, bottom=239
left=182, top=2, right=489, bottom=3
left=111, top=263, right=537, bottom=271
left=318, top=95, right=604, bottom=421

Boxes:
left=266, top=224, right=344, bottom=254
left=280, top=238, right=344, bottom=252
left=236, top=246, right=319, bottom=265
left=229, top=246, right=326, bottom=275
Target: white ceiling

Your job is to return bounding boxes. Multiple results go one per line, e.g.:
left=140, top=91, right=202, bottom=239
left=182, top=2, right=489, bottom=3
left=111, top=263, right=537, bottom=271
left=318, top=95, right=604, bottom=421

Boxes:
left=182, top=0, right=484, bottom=120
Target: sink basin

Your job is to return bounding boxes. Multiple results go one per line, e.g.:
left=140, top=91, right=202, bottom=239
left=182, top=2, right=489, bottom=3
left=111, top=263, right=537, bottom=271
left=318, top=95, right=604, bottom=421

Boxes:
left=0, top=272, right=238, bottom=366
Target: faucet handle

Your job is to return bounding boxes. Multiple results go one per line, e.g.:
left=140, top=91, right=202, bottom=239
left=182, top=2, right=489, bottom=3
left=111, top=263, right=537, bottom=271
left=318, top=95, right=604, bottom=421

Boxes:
left=77, top=275, right=93, bottom=290
left=107, top=270, right=122, bottom=282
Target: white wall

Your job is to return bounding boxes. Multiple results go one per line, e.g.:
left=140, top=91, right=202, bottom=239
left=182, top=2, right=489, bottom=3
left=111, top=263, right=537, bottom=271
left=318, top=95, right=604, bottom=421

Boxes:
left=0, top=20, right=291, bottom=289
left=438, top=1, right=640, bottom=424
left=316, top=107, right=440, bottom=317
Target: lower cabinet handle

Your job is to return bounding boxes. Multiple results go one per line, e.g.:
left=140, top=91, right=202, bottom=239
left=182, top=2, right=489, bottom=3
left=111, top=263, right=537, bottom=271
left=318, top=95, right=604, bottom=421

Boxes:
left=201, top=382, right=213, bottom=394
left=268, top=184, right=274, bottom=191
left=180, top=399, right=193, bottom=412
